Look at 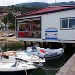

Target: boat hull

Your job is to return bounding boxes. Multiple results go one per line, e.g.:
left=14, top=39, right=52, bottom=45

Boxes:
left=0, top=69, right=33, bottom=75
left=43, top=53, right=64, bottom=60
left=0, top=67, right=36, bottom=72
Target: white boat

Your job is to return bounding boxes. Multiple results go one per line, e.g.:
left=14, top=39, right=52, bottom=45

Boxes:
left=15, top=51, right=45, bottom=66
left=0, top=43, right=45, bottom=73
left=0, top=56, right=36, bottom=72
left=0, top=48, right=45, bottom=72
left=0, top=33, right=15, bottom=37
left=7, top=33, right=15, bottom=37
left=26, top=47, right=64, bottom=60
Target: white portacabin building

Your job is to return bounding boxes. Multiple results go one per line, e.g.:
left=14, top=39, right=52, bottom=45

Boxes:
left=16, top=6, right=75, bottom=43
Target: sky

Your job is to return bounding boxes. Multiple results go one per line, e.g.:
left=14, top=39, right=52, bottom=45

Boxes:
left=0, top=0, right=75, bottom=6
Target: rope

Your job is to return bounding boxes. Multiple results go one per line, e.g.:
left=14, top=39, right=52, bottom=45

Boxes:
left=24, top=66, right=28, bottom=75
left=31, top=55, right=41, bottom=63
left=16, top=55, right=28, bottom=75
left=31, top=54, right=40, bottom=61
left=16, top=61, right=20, bottom=67
left=23, top=62, right=28, bottom=75
left=16, top=55, right=22, bottom=67
left=30, top=54, right=44, bottom=68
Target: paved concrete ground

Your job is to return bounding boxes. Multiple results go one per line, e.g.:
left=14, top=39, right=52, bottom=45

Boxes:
left=56, top=53, right=75, bottom=75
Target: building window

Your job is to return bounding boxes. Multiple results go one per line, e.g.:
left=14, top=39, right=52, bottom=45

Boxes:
left=69, top=19, right=75, bottom=28
left=62, top=19, right=68, bottom=28
left=61, top=18, right=75, bottom=29
left=17, top=17, right=41, bottom=38
left=19, top=23, right=31, bottom=31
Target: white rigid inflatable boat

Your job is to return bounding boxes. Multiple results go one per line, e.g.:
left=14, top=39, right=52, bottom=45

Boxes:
left=27, top=47, right=64, bottom=60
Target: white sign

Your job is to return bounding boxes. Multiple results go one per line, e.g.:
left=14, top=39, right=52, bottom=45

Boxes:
left=45, top=28, right=58, bottom=40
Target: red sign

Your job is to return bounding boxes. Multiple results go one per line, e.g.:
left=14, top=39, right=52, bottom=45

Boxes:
left=18, top=32, right=29, bottom=38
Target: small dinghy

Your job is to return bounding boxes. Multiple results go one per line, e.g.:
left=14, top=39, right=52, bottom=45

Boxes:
left=38, top=48, right=64, bottom=60
left=27, top=47, right=64, bottom=60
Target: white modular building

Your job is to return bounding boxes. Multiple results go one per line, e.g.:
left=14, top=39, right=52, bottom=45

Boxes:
left=16, top=6, right=75, bottom=43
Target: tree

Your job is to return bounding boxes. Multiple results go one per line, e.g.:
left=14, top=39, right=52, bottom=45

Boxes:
left=8, top=24, right=15, bottom=30
left=2, top=12, right=16, bottom=30
left=8, top=12, right=15, bottom=24
left=3, top=15, right=7, bottom=30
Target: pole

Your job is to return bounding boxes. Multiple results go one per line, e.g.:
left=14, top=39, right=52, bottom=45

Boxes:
left=55, top=0, right=56, bottom=4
